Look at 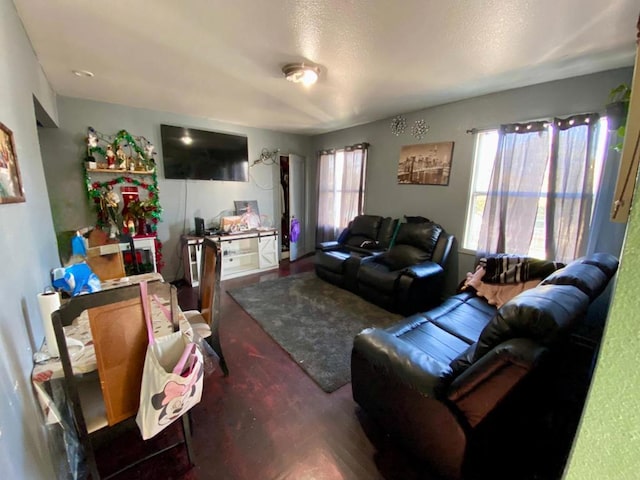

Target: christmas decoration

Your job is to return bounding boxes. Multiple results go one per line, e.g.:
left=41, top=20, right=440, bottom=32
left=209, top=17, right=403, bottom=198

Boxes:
left=83, top=127, right=164, bottom=271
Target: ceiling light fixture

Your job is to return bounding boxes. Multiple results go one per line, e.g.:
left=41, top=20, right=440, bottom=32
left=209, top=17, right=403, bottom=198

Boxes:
left=72, top=69, right=94, bottom=78
left=181, top=135, right=193, bottom=145
left=282, top=63, right=320, bottom=86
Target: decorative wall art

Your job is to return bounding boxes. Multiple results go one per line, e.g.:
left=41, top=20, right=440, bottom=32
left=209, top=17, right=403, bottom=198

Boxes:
left=0, top=122, right=25, bottom=204
left=411, top=119, right=430, bottom=139
left=390, top=115, right=407, bottom=136
left=397, top=142, right=454, bottom=186
left=234, top=200, right=261, bottom=229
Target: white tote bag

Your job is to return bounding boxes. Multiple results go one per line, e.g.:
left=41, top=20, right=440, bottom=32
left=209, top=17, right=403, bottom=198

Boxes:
left=136, top=282, right=204, bottom=440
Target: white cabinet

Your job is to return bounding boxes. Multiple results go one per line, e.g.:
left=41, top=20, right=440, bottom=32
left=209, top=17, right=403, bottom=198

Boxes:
left=119, top=235, right=158, bottom=273
left=219, top=235, right=259, bottom=280
left=181, top=230, right=278, bottom=283
left=182, top=237, right=203, bottom=286
left=258, top=233, right=278, bottom=270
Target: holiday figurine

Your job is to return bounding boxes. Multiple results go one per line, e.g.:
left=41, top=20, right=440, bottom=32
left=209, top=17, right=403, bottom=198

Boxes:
left=87, top=130, right=99, bottom=148
left=106, top=145, right=116, bottom=169
left=137, top=152, right=147, bottom=171
left=144, top=142, right=155, bottom=159
left=116, top=144, right=127, bottom=169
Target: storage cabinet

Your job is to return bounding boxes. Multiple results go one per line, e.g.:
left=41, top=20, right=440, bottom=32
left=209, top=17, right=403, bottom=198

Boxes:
left=258, top=233, right=278, bottom=270
left=219, top=236, right=259, bottom=280
left=181, top=230, right=278, bottom=283
left=182, top=237, right=203, bottom=286
left=119, top=235, right=158, bottom=274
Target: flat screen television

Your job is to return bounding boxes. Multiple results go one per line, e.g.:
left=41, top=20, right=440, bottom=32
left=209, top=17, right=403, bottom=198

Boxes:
left=160, top=124, right=249, bottom=181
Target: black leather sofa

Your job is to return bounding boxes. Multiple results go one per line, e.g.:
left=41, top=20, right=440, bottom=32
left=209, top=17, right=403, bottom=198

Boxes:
left=315, top=218, right=454, bottom=315
left=315, top=215, right=397, bottom=291
left=351, top=253, right=618, bottom=479
left=317, top=214, right=398, bottom=255
left=356, top=221, right=454, bottom=315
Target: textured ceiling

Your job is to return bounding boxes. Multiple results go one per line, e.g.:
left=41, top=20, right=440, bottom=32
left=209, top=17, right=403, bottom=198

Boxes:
left=14, top=0, right=639, bottom=134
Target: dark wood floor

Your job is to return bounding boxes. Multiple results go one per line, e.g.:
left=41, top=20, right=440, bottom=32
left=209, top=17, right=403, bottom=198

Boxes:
left=98, top=256, right=434, bottom=480
left=97, top=256, right=589, bottom=480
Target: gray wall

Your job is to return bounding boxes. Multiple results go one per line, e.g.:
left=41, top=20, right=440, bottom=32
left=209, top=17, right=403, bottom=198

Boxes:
left=39, top=98, right=313, bottom=281
left=311, top=67, right=633, bottom=294
left=0, top=0, right=59, bottom=477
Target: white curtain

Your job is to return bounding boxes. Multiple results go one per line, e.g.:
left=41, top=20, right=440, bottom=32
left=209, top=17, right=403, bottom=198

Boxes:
left=477, top=121, right=550, bottom=256
left=316, top=144, right=368, bottom=244
left=586, top=134, right=626, bottom=257
left=546, top=114, right=600, bottom=262
left=477, top=114, right=601, bottom=263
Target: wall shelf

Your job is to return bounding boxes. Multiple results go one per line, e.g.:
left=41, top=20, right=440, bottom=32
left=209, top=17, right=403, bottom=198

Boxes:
left=86, top=168, right=155, bottom=174
left=83, top=127, right=164, bottom=272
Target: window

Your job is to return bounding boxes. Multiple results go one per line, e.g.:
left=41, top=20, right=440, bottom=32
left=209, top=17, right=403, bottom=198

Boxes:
left=463, top=130, right=499, bottom=251
left=316, top=144, right=368, bottom=244
left=463, top=117, right=608, bottom=260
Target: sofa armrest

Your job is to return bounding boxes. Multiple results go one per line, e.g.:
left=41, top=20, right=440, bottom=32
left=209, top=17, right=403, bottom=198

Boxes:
left=402, top=261, right=443, bottom=279
left=446, top=338, right=548, bottom=428
left=353, top=328, right=451, bottom=396
left=359, top=254, right=382, bottom=266
left=346, top=239, right=384, bottom=253
left=317, top=240, right=342, bottom=252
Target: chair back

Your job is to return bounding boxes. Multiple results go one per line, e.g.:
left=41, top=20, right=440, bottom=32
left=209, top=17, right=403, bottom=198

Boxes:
left=88, top=282, right=177, bottom=425
left=51, top=280, right=192, bottom=479
left=198, top=237, right=226, bottom=371
left=198, top=237, right=221, bottom=326
left=53, top=280, right=173, bottom=430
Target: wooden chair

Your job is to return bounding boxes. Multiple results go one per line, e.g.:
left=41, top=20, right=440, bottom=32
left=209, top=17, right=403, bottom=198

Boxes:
left=52, top=281, right=194, bottom=479
left=183, top=237, right=228, bottom=375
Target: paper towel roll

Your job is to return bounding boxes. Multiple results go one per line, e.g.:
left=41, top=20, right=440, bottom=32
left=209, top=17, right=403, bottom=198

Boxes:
left=37, top=291, right=61, bottom=357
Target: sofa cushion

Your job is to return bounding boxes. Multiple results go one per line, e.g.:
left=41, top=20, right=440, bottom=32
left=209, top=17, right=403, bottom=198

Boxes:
left=385, top=315, right=471, bottom=367
left=357, top=261, right=397, bottom=293
left=573, top=252, right=619, bottom=278
left=540, top=262, right=608, bottom=301
left=314, top=250, right=351, bottom=273
left=377, top=217, right=398, bottom=247
left=350, top=215, right=382, bottom=238
left=377, top=222, right=442, bottom=270
left=404, top=215, right=432, bottom=224
left=426, top=294, right=496, bottom=344
left=381, top=244, right=431, bottom=271
left=395, top=222, right=443, bottom=253
left=473, top=284, right=589, bottom=361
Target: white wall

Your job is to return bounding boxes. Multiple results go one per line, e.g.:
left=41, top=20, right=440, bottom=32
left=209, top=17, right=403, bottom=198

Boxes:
left=311, top=68, right=633, bottom=294
left=0, top=0, right=59, bottom=477
left=38, top=97, right=313, bottom=281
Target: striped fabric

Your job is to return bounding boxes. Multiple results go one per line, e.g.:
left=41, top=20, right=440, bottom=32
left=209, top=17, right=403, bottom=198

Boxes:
left=479, top=254, right=564, bottom=284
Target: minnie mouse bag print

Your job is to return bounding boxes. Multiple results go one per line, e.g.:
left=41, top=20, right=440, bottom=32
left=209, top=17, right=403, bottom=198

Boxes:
left=136, top=282, right=204, bottom=440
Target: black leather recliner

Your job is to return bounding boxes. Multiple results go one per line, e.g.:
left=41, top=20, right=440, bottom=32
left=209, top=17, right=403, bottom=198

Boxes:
left=314, top=215, right=397, bottom=291
left=351, top=253, right=619, bottom=479
left=356, top=221, right=454, bottom=316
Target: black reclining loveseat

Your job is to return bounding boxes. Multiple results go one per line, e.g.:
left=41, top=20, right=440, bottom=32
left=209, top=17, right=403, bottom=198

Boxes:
left=315, top=214, right=397, bottom=291
left=351, top=252, right=618, bottom=479
left=315, top=216, right=454, bottom=315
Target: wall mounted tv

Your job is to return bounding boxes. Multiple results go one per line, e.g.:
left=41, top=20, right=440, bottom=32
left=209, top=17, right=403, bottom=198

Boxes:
left=160, top=124, right=249, bottom=181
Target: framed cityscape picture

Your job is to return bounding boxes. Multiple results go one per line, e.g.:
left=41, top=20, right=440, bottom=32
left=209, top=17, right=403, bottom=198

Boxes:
left=397, top=141, right=454, bottom=186
left=0, top=122, right=25, bottom=204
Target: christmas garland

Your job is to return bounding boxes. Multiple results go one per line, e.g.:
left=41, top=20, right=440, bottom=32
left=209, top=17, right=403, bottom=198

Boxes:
left=84, top=128, right=164, bottom=272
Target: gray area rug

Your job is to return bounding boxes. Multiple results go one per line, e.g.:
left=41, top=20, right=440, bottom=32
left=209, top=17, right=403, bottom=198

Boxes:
left=227, top=272, right=401, bottom=392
